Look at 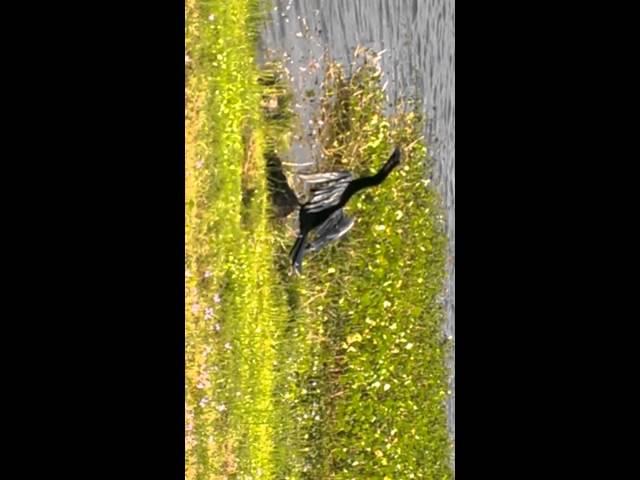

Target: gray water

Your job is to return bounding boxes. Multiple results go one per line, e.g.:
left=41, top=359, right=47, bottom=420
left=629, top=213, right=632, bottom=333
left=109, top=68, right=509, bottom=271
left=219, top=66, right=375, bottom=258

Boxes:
left=260, top=0, right=455, bottom=467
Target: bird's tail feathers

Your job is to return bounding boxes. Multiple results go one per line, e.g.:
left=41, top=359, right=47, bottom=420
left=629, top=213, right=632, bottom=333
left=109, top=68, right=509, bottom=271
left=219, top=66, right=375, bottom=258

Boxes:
left=290, top=233, right=308, bottom=275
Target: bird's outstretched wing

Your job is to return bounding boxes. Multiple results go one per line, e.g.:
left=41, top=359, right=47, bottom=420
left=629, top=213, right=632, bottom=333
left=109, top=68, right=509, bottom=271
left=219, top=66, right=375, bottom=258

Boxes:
left=298, top=171, right=353, bottom=213
left=298, top=171, right=352, bottom=183
left=305, top=208, right=355, bottom=253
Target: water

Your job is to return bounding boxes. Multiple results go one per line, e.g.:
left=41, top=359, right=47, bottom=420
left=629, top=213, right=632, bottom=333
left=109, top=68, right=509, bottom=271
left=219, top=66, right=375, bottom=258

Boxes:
left=260, top=0, right=455, bottom=467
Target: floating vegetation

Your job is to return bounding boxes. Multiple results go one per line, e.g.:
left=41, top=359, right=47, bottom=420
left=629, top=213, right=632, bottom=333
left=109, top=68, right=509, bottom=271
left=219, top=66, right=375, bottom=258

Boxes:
left=186, top=1, right=451, bottom=478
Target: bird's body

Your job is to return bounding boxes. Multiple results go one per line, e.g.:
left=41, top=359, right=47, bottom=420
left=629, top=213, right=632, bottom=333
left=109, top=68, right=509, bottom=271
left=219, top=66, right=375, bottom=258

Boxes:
left=290, top=147, right=401, bottom=273
left=305, top=209, right=355, bottom=253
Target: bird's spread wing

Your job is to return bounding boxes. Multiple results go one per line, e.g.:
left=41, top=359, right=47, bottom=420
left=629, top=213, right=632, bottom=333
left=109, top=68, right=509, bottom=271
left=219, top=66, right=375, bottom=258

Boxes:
left=305, top=209, right=355, bottom=253
left=299, top=171, right=353, bottom=213
left=297, top=171, right=352, bottom=184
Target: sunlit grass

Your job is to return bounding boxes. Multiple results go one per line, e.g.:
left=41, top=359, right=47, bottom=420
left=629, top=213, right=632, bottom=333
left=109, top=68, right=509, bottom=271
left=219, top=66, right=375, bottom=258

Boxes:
left=186, top=1, right=451, bottom=478
left=271, top=51, right=453, bottom=479
left=186, top=0, right=285, bottom=477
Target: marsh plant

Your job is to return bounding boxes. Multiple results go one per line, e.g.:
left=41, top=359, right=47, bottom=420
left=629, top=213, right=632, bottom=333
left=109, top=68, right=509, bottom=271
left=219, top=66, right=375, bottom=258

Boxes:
left=186, top=1, right=451, bottom=478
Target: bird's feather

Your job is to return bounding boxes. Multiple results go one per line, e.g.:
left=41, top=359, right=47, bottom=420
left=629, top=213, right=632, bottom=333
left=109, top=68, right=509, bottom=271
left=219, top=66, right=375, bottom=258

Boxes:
left=305, top=209, right=355, bottom=253
left=300, top=172, right=353, bottom=212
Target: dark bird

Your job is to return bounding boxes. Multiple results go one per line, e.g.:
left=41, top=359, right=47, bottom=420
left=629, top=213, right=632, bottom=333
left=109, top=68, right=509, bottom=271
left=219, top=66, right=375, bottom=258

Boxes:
left=288, top=147, right=402, bottom=274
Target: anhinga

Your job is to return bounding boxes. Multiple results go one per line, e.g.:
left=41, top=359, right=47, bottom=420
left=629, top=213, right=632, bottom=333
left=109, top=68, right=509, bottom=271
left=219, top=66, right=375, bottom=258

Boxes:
left=267, top=147, right=402, bottom=274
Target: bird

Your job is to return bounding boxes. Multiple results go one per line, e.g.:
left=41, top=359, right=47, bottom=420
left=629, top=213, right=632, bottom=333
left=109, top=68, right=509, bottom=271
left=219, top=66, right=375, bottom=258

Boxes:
left=289, top=147, right=402, bottom=274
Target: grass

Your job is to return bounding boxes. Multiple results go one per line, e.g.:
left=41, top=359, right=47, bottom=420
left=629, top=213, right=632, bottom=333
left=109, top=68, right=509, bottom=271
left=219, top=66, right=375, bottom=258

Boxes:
left=185, top=0, right=284, bottom=477
left=186, top=1, right=452, bottom=478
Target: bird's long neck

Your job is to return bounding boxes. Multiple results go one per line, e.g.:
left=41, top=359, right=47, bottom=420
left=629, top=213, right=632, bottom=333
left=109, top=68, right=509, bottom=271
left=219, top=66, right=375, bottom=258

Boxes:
left=340, top=154, right=399, bottom=205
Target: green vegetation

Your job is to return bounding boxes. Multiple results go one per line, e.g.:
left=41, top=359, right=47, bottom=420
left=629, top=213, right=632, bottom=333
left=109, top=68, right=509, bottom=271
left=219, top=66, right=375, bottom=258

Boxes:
left=186, top=1, right=451, bottom=478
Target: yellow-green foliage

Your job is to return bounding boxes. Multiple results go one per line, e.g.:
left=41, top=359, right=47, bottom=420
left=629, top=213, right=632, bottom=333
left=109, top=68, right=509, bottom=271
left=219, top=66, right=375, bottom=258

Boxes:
left=186, top=1, right=451, bottom=477
left=186, top=0, right=287, bottom=478
left=285, top=52, right=452, bottom=479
